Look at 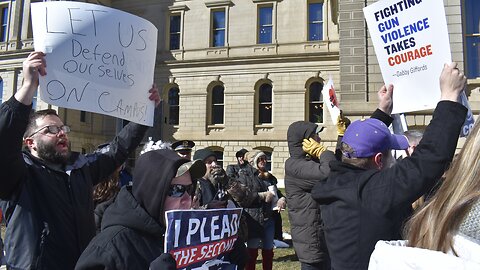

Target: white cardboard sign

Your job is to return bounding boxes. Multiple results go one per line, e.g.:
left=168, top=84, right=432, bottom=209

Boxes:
left=31, top=2, right=158, bottom=126
left=363, top=0, right=451, bottom=114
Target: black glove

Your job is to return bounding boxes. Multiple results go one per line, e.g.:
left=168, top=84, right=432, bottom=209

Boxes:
left=149, top=253, right=177, bottom=270
left=209, top=167, right=229, bottom=187
left=226, top=238, right=248, bottom=268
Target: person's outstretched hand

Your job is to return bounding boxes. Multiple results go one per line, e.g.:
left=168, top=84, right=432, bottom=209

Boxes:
left=302, top=138, right=326, bottom=158
left=148, top=83, right=161, bottom=107
left=149, top=253, right=176, bottom=270
left=440, top=62, right=466, bottom=102
left=336, top=111, right=351, bottom=136
left=377, top=84, right=394, bottom=116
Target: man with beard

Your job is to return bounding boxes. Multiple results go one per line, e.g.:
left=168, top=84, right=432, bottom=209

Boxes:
left=0, top=51, right=160, bottom=269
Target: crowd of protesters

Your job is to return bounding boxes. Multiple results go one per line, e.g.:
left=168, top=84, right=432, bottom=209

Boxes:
left=0, top=50, right=478, bottom=270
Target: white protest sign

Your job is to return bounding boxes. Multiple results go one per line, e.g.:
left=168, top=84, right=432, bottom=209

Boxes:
left=363, top=0, right=451, bottom=114
left=31, top=2, right=158, bottom=126
left=322, top=77, right=341, bottom=125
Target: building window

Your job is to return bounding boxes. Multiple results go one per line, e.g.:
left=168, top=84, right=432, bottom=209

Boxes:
left=213, top=150, right=224, bottom=168
left=169, top=14, right=181, bottom=50
left=1, top=6, right=8, bottom=42
left=258, top=83, right=273, bottom=124
left=0, top=78, right=3, bottom=104
left=80, top=111, right=87, bottom=123
left=32, top=90, right=38, bottom=111
left=168, top=87, right=179, bottom=125
left=211, top=85, right=224, bottom=125
left=465, top=0, right=479, bottom=78
left=308, top=81, right=324, bottom=123
left=258, top=6, right=273, bottom=44
left=308, top=2, right=324, bottom=41
left=212, top=9, right=226, bottom=47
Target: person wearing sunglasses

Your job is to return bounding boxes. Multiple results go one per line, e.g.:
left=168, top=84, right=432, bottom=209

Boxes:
left=75, top=149, right=206, bottom=269
left=0, top=51, right=161, bottom=270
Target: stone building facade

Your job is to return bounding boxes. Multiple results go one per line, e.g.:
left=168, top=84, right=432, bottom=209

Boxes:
left=0, top=0, right=478, bottom=179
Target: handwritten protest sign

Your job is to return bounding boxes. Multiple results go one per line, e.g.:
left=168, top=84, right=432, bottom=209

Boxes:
left=363, top=0, right=451, bottom=114
left=31, top=2, right=158, bottom=126
left=165, top=208, right=242, bottom=270
left=322, top=77, right=341, bottom=125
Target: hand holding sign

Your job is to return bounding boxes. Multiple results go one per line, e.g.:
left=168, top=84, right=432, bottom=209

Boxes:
left=31, top=2, right=158, bottom=126
left=148, top=84, right=161, bottom=108
left=377, top=84, right=394, bottom=116
left=439, top=62, right=467, bottom=102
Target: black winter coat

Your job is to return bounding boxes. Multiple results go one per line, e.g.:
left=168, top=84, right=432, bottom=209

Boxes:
left=75, top=187, right=165, bottom=270
left=237, top=165, right=271, bottom=239
left=284, top=121, right=336, bottom=264
left=312, top=101, right=467, bottom=270
left=0, top=97, right=148, bottom=270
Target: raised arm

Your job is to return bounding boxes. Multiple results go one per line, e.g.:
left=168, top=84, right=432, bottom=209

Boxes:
left=0, top=52, right=47, bottom=199
left=365, top=63, right=467, bottom=210
left=88, top=84, right=161, bottom=186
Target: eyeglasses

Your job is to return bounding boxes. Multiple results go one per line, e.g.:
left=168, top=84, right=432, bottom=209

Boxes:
left=28, top=125, right=71, bottom=138
left=168, top=184, right=195, bottom=198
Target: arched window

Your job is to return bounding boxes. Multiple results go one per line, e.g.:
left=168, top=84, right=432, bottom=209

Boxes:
left=211, top=85, right=224, bottom=125
left=168, top=87, right=179, bottom=125
left=258, top=83, right=272, bottom=124
left=308, top=81, right=323, bottom=123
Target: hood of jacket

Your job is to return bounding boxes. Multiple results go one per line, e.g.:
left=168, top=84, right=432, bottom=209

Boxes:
left=101, top=186, right=164, bottom=236
left=132, top=149, right=191, bottom=227
left=287, top=121, right=318, bottom=158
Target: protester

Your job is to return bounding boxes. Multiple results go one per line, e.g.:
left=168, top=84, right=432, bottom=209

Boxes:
left=238, top=150, right=280, bottom=270
left=93, top=166, right=121, bottom=234
left=171, top=140, right=195, bottom=160
left=368, top=121, right=480, bottom=269
left=193, top=148, right=222, bottom=208
left=226, top=148, right=249, bottom=179
left=75, top=149, right=205, bottom=269
left=0, top=51, right=160, bottom=269
left=311, top=63, right=468, bottom=270
left=284, top=112, right=350, bottom=269
left=257, top=152, right=288, bottom=247
left=284, top=121, right=335, bottom=270
left=403, top=129, right=424, bottom=157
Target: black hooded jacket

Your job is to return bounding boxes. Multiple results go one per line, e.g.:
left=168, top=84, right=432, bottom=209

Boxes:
left=284, top=121, right=336, bottom=264
left=0, top=97, right=148, bottom=270
left=75, top=150, right=190, bottom=269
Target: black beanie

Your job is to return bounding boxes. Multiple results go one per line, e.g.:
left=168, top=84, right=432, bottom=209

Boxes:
left=235, top=148, right=248, bottom=158
left=132, top=149, right=188, bottom=225
left=193, top=148, right=216, bottom=161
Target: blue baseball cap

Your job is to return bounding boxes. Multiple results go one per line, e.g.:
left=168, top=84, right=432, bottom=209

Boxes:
left=342, top=118, right=409, bottom=158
